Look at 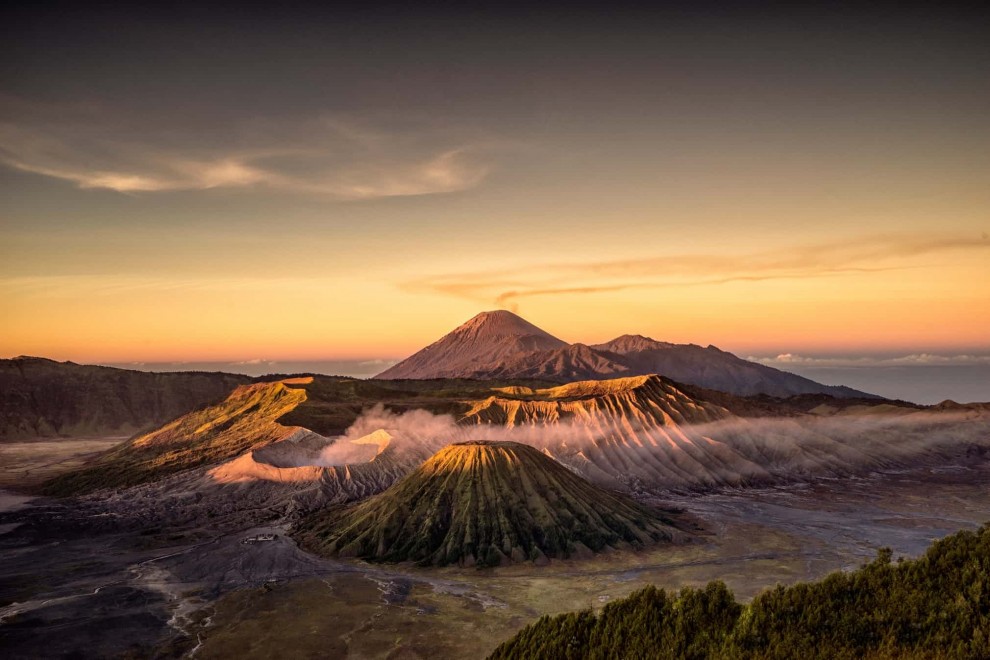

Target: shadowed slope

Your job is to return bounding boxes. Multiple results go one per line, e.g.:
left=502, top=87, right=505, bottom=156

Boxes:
left=296, top=440, right=680, bottom=567
left=0, top=357, right=248, bottom=440
left=482, top=343, right=629, bottom=381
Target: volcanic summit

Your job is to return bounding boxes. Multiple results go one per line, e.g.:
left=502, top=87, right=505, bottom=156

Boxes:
left=376, top=310, right=568, bottom=380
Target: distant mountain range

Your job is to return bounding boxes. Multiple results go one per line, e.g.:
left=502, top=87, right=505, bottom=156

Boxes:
left=375, top=310, right=875, bottom=399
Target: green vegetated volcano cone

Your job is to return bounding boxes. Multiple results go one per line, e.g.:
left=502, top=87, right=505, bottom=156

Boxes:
left=296, top=440, right=680, bottom=567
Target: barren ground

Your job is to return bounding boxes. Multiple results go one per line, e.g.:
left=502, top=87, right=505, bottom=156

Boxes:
left=0, top=437, right=127, bottom=490
left=1, top=453, right=988, bottom=659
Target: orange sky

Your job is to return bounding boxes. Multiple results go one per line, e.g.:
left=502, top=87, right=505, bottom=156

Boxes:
left=2, top=6, right=989, bottom=363
left=3, top=231, right=988, bottom=362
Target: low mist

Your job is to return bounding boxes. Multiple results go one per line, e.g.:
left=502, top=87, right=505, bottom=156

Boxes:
left=313, top=404, right=990, bottom=493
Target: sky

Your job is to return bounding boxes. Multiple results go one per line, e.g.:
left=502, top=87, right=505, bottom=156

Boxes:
left=2, top=4, right=989, bottom=401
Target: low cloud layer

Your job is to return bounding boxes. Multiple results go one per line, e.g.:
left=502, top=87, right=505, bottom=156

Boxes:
left=101, top=359, right=398, bottom=379
left=305, top=403, right=990, bottom=494
left=750, top=355, right=990, bottom=404
left=752, top=353, right=990, bottom=368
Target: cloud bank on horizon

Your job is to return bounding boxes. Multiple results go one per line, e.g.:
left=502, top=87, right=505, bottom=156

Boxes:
left=748, top=354, right=990, bottom=404
left=753, top=354, right=990, bottom=368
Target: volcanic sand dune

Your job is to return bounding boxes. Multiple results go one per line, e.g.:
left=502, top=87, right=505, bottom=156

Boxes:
left=0, top=436, right=128, bottom=489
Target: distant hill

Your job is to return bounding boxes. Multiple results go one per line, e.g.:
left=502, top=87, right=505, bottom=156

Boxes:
left=0, top=357, right=249, bottom=440
left=295, top=440, right=681, bottom=567
left=375, top=311, right=876, bottom=399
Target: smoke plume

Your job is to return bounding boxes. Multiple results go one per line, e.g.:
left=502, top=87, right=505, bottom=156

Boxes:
left=321, top=405, right=990, bottom=493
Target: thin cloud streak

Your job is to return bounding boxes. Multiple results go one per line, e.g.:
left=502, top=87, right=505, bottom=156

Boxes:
left=406, top=233, right=990, bottom=308
left=491, top=266, right=917, bottom=309
left=0, top=274, right=353, bottom=297
left=0, top=110, right=492, bottom=199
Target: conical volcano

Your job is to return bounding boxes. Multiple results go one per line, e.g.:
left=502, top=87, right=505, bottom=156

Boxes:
left=374, top=310, right=568, bottom=380
left=296, top=440, right=679, bottom=567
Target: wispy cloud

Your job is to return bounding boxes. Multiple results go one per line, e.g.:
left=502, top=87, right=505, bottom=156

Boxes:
left=750, top=353, right=990, bottom=368
left=0, top=100, right=491, bottom=198
left=0, top=274, right=348, bottom=297
left=405, top=233, right=990, bottom=309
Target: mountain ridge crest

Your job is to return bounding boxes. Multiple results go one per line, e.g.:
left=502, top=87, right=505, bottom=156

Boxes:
left=375, top=311, right=876, bottom=399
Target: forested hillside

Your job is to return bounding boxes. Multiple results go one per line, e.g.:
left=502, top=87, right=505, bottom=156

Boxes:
left=489, top=524, right=990, bottom=659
